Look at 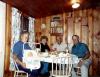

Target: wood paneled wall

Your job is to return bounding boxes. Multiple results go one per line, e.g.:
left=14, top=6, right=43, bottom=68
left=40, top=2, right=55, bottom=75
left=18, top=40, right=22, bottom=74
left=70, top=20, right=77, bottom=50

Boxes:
left=35, top=8, right=100, bottom=76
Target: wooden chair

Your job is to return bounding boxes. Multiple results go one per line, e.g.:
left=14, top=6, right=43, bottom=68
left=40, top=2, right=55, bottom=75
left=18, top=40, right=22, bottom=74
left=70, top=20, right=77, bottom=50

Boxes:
left=13, top=61, right=28, bottom=77
left=50, top=56, right=72, bottom=77
left=74, top=67, right=81, bottom=77
left=10, top=51, right=28, bottom=77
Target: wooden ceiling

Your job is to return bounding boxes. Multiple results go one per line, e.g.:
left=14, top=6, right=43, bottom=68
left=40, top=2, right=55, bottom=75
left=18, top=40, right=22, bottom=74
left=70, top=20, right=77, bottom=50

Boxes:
left=0, top=0, right=100, bottom=18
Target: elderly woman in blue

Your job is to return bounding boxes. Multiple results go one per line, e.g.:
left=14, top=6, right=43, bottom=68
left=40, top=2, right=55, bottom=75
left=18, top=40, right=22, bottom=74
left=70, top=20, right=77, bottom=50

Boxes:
left=13, top=31, right=39, bottom=77
left=71, top=35, right=92, bottom=77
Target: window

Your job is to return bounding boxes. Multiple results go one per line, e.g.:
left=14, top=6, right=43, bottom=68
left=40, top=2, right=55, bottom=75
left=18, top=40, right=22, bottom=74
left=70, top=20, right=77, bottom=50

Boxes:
left=21, top=15, right=29, bottom=31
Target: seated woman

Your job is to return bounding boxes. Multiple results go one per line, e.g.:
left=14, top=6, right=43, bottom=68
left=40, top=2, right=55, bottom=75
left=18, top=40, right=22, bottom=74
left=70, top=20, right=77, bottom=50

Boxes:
left=38, top=36, right=50, bottom=77
left=13, top=31, right=39, bottom=77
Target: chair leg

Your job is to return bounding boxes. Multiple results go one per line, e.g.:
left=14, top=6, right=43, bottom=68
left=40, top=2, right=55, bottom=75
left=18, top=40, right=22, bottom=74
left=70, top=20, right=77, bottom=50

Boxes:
left=14, top=71, right=16, bottom=77
left=76, top=67, right=81, bottom=77
left=14, top=71, right=29, bottom=77
left=16, top=72, right=18, bottom=77
left=26, top=73, right=28, bottom=77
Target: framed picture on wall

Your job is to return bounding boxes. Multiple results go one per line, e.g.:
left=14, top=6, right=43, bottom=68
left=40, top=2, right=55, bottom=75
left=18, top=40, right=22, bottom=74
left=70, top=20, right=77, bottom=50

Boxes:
left=50, top=15, right=63, bottom=36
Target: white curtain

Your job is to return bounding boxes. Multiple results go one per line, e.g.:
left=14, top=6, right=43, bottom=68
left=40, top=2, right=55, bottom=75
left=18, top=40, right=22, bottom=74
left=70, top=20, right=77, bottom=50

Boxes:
left=11, top=8, right=21, bottom=48
left=28, top=17, right=35, bottom=49
left=10, top=7, right=21, bottom=71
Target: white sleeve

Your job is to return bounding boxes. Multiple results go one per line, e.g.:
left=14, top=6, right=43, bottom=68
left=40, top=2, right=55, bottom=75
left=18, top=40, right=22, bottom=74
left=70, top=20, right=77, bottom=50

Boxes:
left=52, top=44, right=57, bottom=50
left=65, top=44, right=68, bottom=48
left=63, top=44, right=67, bottom=51
left=63, top=44, right=67, bottom=49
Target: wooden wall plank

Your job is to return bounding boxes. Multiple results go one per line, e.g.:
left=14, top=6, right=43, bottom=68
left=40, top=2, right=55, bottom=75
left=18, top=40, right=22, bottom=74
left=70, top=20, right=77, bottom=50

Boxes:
left=88, top=9, right=93, bottom=52
left=41, top=17, right=46, bottom=36
left=63, top=13, right=66, bottom=43
left=93, top=9, right=100, bottom=75
left=82, top=26, right=89, bottom=44
left=67, top=17, right=74, bottom=44
left=46, top=16, right=51, bottom=46
left=72, top=11, right=82, bottom=40
left=4, top=4, right=12, bottom=72
left=93, top=9, right=100, bottom=54
left=81, top=10, right=89, bottom=44
left=74, top=17, right=82, bottom=41
left=34, top=18, right=41, bottom=42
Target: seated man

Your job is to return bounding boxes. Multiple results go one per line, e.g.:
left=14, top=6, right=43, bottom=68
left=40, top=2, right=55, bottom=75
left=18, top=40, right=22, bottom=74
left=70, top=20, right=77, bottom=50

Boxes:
left=52, top=36, right=68, bottom=70
left=13, top=31, right=39, bottom=77
left=71, top=35, right=92, bottom=77
left=52, top=36, right=67, bottom=52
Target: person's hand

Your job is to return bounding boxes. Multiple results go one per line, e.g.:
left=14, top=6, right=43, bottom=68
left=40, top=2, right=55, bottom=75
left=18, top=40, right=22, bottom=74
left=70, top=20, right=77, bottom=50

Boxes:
left=77, top=60, right=84, bottom=67
left=51, top=48, right=56, bottom=51
left=21, top=62, right=26, bottom=68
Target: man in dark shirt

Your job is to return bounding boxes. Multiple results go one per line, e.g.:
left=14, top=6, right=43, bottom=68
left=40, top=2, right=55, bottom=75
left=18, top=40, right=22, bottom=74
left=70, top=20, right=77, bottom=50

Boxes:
left=71, top=35, right=92, bottom=77
left=13, top=31, right=39, bottom=77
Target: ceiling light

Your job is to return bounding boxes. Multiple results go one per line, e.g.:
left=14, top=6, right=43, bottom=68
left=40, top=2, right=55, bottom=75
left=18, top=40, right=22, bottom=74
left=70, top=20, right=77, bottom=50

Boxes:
left=72, top=2, right=80, bottom=9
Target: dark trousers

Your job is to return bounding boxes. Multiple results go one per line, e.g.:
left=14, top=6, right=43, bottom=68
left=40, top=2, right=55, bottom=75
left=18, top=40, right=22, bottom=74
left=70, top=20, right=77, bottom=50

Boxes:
left=40, top=62, right=49, bottom=74
left=18, top=65, right=39, bottom=77
left=38, top=62, right=50, bottom=77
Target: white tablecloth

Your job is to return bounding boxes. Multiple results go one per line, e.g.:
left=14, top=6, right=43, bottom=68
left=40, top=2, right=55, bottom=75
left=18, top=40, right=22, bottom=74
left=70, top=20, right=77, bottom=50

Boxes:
left=23, top=51, right=79, bottom=69
left=39, top=54, right=79, bottom=64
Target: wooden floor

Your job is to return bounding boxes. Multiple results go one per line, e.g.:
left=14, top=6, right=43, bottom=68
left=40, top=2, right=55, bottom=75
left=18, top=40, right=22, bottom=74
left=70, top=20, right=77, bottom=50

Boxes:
left=4, top=71, right=100, bottom=77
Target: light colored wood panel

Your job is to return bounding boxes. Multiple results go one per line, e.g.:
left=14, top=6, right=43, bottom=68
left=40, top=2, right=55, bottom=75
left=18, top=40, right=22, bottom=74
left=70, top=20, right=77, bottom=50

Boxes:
left=35, top=18, right=41, bottom=32
left=82, top=26, right=89, bottom=44
left=82, top=9, right=87, bottom=17
left=46, top=16, right=51, bottom=46
left=41, top=17, right=47, bottom=36
left=4, top=4, right=12, bottom=71
left=63, top=13, right=66, bottom=43
left=93, top=9, right=100, bottom=54
left=88, top=9, right=93, bottom=52
left=74, top=17, right=82, bottom=40
left=67, top=17, right=74, bottom=44
left=34, top=18, right=41, bottom=42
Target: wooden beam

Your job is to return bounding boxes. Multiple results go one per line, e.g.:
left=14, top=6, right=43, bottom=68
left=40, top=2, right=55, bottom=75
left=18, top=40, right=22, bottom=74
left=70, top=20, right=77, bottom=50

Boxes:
left=46, top=16, right=51, bottom=46
left=88, top=9, right=93, bottom=52
left=62, top=13, right=66, bottom=43
left=4, top=4, right=12, bottom=72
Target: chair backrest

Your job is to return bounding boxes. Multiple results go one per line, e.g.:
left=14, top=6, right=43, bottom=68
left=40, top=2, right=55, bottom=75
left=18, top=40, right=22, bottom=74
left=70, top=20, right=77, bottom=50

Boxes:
left=23, top=49, right=41, bottom=70
left=24, top=42, right=41, bottom=50
left=51, top=56, right=72, bottom=77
